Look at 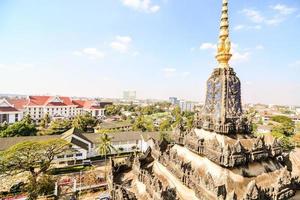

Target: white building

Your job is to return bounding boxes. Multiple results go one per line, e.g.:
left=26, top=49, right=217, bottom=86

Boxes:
left=4, top=96, right=107, bottom=123
left=169, top=97, right=179, bottom=105
left=179, top=100, right=196, bottom=112
left=0, top=99, right=23, bottom=124
left=0, top=128, right=161, bottom=166
left=123, top=91, right=136, bottom=101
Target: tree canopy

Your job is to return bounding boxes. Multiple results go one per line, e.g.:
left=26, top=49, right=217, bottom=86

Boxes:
left=0, top=116, right=37, bottom=137
left=72, top=113, right=97, bottom=132
left=0, top=139, right=68, bottom=199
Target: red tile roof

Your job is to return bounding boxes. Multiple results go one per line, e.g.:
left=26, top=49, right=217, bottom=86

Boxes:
left=5, top=96, right=108, bottom=110
left=27, top=96, right=76, bottom=106
left=0, top=107, right=19, bottom=112
left=8, top=99, right=28, bottom=110
left=28, top=96, right=51, bottom=106
left=72, top=100, right=104, bottom=109
left=72, top=100, right=85, bottom=108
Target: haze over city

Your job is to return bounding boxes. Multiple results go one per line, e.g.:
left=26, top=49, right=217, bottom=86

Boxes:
left=0, top=0, right=299, bottom=105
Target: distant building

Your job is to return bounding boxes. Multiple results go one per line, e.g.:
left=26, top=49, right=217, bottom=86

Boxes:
left=123, top=91, right=136, bottom=101
left=169, top=97, right=179, bottom=105
left=95, top=121, right=132, bottom=132
left=179, top=100, right=196, bottom=112
left=1, top=96, right=109, bottom=123
left=0, top=99, right=23, bottom=124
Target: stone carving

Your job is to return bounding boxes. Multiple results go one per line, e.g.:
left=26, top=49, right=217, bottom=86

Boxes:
left=243, top=180, right=261, bottom=200
left=196, top=67, right=251, bottom=135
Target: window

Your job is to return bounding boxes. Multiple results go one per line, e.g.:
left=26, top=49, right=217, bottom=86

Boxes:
left=15, top=114, right=18, bottom=122
left=76, top=153, right=83, bottom=157
left=57, top=155, right=64, bottom=159
left=66, top=154, right=73, bottom=158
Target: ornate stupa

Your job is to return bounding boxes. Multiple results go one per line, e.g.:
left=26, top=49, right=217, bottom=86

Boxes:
left=195, top=0, right=250, bottom=135
left=108, top=1, right=300, bottom=199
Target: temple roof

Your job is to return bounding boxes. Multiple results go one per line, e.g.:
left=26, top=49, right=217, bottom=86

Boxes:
left=172, top=144, right=286, bottom=200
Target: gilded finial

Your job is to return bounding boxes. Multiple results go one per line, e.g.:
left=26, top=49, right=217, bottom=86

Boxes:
left=216, top=0, right=232, bottom=68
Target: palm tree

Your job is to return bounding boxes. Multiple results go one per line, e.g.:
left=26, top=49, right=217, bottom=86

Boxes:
left=98, top=133, right=117, bottom=180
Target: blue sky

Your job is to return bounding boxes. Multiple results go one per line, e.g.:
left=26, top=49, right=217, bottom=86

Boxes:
left=0, top=0, right=299, bottom=105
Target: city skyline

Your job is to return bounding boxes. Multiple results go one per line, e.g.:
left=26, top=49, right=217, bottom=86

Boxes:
left=0, top=0, right=300, bottom=105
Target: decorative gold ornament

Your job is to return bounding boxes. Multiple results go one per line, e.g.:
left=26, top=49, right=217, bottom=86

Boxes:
left=216, top=0, right=232, bottom=68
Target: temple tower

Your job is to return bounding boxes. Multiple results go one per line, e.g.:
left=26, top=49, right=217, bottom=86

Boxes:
left=196, top=0, right=250, bottom=135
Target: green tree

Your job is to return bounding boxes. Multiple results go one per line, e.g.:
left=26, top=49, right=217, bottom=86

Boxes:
left=171, top=106, right=183, bottom=127
left=47, top=119, right=72, bottom=135
left=159, top=131, right=172, bottom=142
left=98, top=133, right=117, bottom=180
left=272, top=123, right=294, bottom=137
left=271, top=115, right=294, bottom=125
left=40, top=113, right=51, bottom=129
left=72, top=113, right=97, bottom=132
left=104, top=105, right=122, bottom=116
left=159, top=118, right=172, bottom=131
left=0, top=118, right=37, bottom=137
left=23, top=114, right=33, bottom=125
left=0, top=139, right=68, bottom=200
left=132, top=116, right=154, bottom=132
left=0, top=122, right=8, bottom=132
left=270, top=115, right=295, bottom=137
left=26, top=175, right=55, bottom=197
left=186, top=116, right=194, bottom=130
left=271, top=131, right=293, bottom=150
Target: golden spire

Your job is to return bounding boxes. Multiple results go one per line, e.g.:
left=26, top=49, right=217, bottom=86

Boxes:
left=216, top=0, right=232, bottom=68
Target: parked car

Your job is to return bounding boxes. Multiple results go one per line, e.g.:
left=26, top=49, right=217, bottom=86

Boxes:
left=83, top=159, right=92, bottom=166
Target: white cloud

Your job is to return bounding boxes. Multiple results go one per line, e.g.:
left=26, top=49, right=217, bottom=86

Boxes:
left=241, top=9, right=265, bottom=23
left=271, top=4, right=297, bottom=15
left=116, top=35, right=132, bottom=44
left=240, top=4, right=297, bottom=28
left=73, top=48, right=105, bottom=59
left=200, top=43, right=217, bottom=50
left=231, top=51, right=250, bottom=63
left=110, top=35, right=132, bottom=53
left=234, top=25, right=245, bottom=31
left=234, top=24, right=261, bottom=31
left=265, top=17, right=284, bottom=26
left=121, top=0, right=160, bottom=13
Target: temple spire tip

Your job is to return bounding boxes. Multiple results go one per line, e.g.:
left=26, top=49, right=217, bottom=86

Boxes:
left=216, top=0, right=232, bottom=68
